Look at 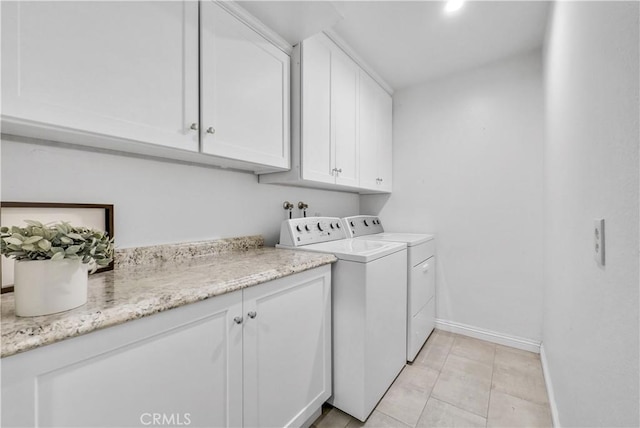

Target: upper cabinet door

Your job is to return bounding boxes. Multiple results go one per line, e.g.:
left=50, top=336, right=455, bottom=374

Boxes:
left=1, top=1, right=200, bottom=152
left=359, top=70, right=393, bottom=192
left=200, top=1, right=290, bottom=170
left=300, top=34, right=335, bottom=184
left=331, top=48, right=360, bottom=188
left=300, top=32, right=359, bottom=187
left=359, top=71, right=382, bottom=190
left=377, top=90, right=393, bottom=192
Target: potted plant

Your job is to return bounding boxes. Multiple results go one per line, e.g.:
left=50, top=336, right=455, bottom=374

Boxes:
left=1, top=220, right=114, bottom=317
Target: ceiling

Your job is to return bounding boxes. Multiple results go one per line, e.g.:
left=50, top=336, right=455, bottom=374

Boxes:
left=239, top=1, right=551, bottom=91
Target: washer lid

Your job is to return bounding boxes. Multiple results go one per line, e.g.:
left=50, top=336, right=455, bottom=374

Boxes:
left=357, top=233, right=434, bottom=247
left=291, top=238, right=407, bottom=263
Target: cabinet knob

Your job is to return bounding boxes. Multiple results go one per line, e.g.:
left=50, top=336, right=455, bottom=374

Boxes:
left=247, top=311, right=257, bottom=319
left=189, top=123, right=199, bottom=131
left=337, top=168, right=343, bottom=173
left=234, top=316, right=243, bottom=324
left=206, top=127, right=216, bottom=134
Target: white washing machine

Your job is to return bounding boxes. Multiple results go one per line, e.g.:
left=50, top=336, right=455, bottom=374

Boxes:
left=277, top=217, right=407, bottom=422
left=342, top=215, right=435, bottom=362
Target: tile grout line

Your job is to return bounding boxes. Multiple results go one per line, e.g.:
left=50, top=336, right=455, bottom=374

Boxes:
left=429, top=335, right=494, bottom=421
left=397, top=331, right=454, bottom=427
left=372, top=410, right=414, bottom=428
left=485, top=345, right=497, bottom=428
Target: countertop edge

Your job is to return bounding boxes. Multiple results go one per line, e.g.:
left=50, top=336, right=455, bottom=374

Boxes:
left=1, top=252, right=336, bottom=358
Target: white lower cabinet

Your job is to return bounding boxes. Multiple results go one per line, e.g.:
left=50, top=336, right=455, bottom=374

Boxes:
left=1, top=266, right=331, bottom=428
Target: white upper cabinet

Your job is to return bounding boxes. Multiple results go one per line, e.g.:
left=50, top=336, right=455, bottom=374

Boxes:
left=260, top=32, right=391, bottom=194
left=200, top=1, right=290, bottom=170
left=300, top=33, right=359, bottom=187
left=330, top=48, right=360, bottom=187
left=300, top=34, right=333, bottom=184
left=1, top=1, right=291, bottom=172
left=1, top=1, right=200, bottom=152
left=359, top=70, right=393, bottom=193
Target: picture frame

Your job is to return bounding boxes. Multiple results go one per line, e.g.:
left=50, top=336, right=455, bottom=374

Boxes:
left=1, top=202, right=114, bottom=293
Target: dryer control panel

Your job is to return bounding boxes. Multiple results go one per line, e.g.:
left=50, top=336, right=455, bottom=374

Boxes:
left=279, top=217, right=346, bottom=247
left=342, top=215, right=384, bottom=238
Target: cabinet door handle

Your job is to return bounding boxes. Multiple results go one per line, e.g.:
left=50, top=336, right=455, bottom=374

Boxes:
left=206, top=127, right=216, bottom=134
left=233, top=316, right=243, bottom=324
left=189, top=123, right=199, bottom=131
left=422, top=263, right=430, bottom=272
left=247, top=311, right=257, bottom=319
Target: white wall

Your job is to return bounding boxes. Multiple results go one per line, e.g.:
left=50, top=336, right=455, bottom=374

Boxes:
left=1, top=137, right=359, bottom=248
left=543, top=2, right=639, bottom=427
left=361, top=50, right=545, bottom=342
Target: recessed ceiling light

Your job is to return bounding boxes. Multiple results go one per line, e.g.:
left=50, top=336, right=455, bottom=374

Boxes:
left=445, top=0, right=465, bottom=14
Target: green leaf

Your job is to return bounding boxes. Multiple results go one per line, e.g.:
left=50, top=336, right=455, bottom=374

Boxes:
left=65, top=245, right=81, bottom=254
left=4, top=237, right=23, bottom=246
left=66, top=233, right=85, bottom=241
left=21, top=244, right=37, bottom=251
left=24, top=220, right=44, bottom=227
left=23, top=236, right=43, bottom=244
left=6, top=251, right=26, bottom=257
left=38, top=239, right=52, bottom=251
left=51, top=251, right=65, bottom=261
left=56, top=223, right=69, bottom=235
left=10, top=233, right=25, bottom=242
left=60, top=236, right=73, bottom=244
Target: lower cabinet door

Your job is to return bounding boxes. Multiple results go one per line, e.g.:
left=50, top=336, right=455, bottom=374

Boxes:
left=1, top=291, right=244, bottom=428
left=242, top=267, right=332, bottom=428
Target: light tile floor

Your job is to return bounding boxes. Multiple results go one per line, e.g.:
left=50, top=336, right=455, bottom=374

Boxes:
left=312, top=330, right=552, bottom=428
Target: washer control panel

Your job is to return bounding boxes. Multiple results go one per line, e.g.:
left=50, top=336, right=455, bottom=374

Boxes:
left=342, top=215, right=384, bottom=238
left=279, top=217, right=346, bottom=247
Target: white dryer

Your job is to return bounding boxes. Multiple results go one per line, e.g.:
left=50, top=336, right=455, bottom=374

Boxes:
left=278, top=217, right=407, bottom=422
left=342, top=215, right=435, bottom=362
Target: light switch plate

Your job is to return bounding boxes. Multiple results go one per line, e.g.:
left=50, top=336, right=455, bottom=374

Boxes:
left=594, top=218, right=605, bottom=266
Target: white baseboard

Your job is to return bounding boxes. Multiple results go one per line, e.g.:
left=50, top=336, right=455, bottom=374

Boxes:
left=540, top=343, right=561, bottom=427
left=434, top=318, right=541, bottom=353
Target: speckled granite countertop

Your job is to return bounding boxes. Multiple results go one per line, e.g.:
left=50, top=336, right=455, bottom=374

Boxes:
left=1, top=236, right=336, bottom=358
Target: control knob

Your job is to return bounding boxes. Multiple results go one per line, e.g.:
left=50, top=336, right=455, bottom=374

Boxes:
left=330, top=223, right=335, bottom=229
left=350, top=221, right=354, bottom=227
left=336, top=223, right=341, bottom=229
left=296, top=225, right=302, bottom=232
left=305, top=225, right=310, bottom=231
left=364, top=220, right=369, bottom=226
left=317, top=222, right=323, bottom=231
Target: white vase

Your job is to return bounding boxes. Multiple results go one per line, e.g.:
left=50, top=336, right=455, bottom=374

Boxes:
left=14, top=259, right=88, bottom=317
